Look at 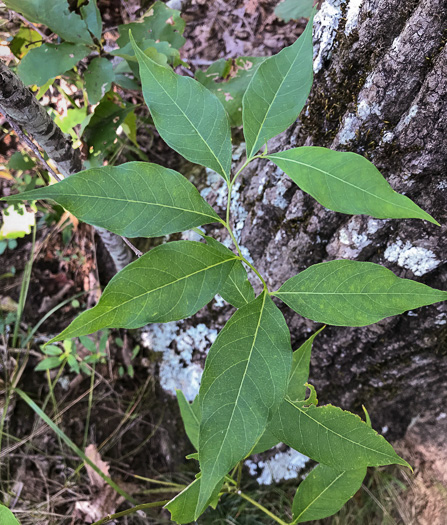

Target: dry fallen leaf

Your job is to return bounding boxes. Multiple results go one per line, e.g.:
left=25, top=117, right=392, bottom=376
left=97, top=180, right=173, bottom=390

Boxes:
left=84, top=443, right=110, bottom=488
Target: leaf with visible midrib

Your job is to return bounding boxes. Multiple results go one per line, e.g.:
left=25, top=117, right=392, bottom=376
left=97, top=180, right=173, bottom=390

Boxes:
left=274, top=260, right=447, bottom=327
left=242, top=12, right=314, bottom=159
left=292, top=464, right=366, bottom=523
left=270, top=401, right=410, bottom=470
left=48, top=241, right=237, bottom=343
left=3, top=162, right=221, bottom=238
left=131, top=35, right=232, bottom=182
left=267, top=147, right=438, bottom=224
left=196, top=292, right=292, bottom=517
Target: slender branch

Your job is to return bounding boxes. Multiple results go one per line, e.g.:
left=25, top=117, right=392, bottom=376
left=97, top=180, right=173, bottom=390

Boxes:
left=90, top=500, right=170, bottom=525
left=121, top=236, right=143, bottom=258
left=238, top=491, right=289, bottom=525
left=240, top=255, right=268, bottom=291
left=12, top=12, right=51, bottom=42
left=1, top=112, right=63, bottom=181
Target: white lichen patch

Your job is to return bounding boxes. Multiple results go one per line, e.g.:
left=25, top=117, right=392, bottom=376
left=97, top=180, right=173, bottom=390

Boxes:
left=384, top=239, right=441, bottom=276
left=245, top=448, right=309, bottom=485
left=141, top=322, right=218, bottom=401
left=344, top=0, right=363, bottom=35
left=437, top=180, right=447, bottom=190
left=313, top=0, right=344, bottom=73
left=327, top=218, right=386, bottom=258
left=337, top=113, right=358, bottom=145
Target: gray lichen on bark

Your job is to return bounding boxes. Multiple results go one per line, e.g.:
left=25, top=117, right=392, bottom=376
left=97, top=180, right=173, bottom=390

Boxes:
left=197, top=0, right=447, bottom=437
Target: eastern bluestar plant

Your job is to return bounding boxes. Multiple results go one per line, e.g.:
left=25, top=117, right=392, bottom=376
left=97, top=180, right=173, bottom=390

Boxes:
left=4, top=11, right=447, bottom=525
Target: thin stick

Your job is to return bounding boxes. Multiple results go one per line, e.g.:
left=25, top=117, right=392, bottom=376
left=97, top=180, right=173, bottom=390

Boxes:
left=238, top=491, right=289, bottom=525
left=90, top=500, right=170, bottom=525
left=12, top=12, right=51, bottom=42
left=1, top=113, right=63, bottom=181
left=121, top=236, right=143, bottom=257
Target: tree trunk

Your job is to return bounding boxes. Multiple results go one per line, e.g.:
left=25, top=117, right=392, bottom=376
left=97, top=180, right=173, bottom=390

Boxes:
left=233, top=0, right=447, bottom=438
left=0, top=62, right=133, bottom=273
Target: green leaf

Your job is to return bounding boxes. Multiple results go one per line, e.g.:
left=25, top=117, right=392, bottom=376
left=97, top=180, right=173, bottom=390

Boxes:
left=17, top=43, right=90, bottom=87
left=274, top=260, right=447, bottom=327
left=117, top=1, right=185, bottom=52
left=196, top=292, right=292, bottom=516
left=85, top=57, right=115, bottom=104
left=267, top=147, right=439, bottom=225
left=292, top=465, right=366, bottom=523
left=112, top=39, right=181, bottom=68
left=195, top=57, right=265, bottom=127
left=80, top=0, right=102, bottom=41
left=82, top=96, right=136, bottom=160
left=288, top=327, right=324, bottom=402
left=131, top=35, right=233, bottom=182
left=0, top=505, right=21, bottom=525
left=35, top=356, right=62, bottom=371
left=9, top=27, right=41, bottom=59
left=42, top=345, right=63, bottom=356
left=242, top=12, right=314, bottom=159
left=204, top=237, right=255, bottom=308
left=270, top=401, right=410, bottom=470
left=4, top=0, right=93, bottom=45
left=249, top=428, right=280, bottom=455
left=47, top=241, right=237, bottom=343
left=165, top=477, right=223, bottom=524
left=4, top=162, right=221, bottom=238
left=275, top=0, right=314, bottom=21
left=177, top=390, right=200, bottom=450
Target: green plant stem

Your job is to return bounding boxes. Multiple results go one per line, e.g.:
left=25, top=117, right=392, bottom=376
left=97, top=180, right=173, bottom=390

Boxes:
left=237, top=491, right=289, bottom=525
left=90, top=500, right=170, bottom=525
left=14, top=388, right=137, bottom=504
left=12, top=224, right=36, bottom=347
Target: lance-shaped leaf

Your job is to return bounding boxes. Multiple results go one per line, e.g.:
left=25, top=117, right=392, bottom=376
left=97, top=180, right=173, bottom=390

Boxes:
left=267, top=147, right=438, bottom=224
left=196, top=292, right=292, bottom=516
left=288, top=327, right=324, bottom=402
left=273, top=260, right=447, bottom=327
left=131, top=35, right=232, bottom=182
left=177, top=390, right=200, bottom=450
left=166, top=477, right=223, bottom=524
left=47, top=241, right=237, bottom=343
left=242, top=12, right=314, bottom=159
left=205, top=237, right=255, bottom=308
left=292, top=464, right=366, bottom=523
left=270, top=401, right=410, bottom=470
left=4, top=162, right=221, bottom=238
left=5, top=0, right=93, bottom=45
left=18, top=43, right=90, bottom=87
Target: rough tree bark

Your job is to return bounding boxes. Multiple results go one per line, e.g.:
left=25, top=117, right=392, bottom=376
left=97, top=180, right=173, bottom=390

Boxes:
left=0, top=62, right=133, bottom=272
left=138, top=0, right=447, bottom=445
left=232, top=0, right=447, bottom=438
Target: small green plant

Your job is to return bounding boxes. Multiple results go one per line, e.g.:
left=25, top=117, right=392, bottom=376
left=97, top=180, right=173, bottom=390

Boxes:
left=4, top=6, right=447, bottom=525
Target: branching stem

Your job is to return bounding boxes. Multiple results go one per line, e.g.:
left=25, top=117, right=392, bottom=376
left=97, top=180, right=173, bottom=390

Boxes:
left=237, top=491, right=289, bottom=525
left=90, top=500, right=170, bottom=525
